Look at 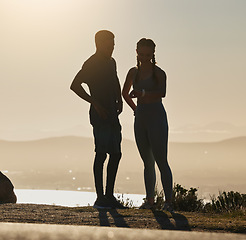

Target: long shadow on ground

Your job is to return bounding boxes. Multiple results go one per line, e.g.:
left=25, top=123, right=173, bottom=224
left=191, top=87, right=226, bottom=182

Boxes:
left=97, top=208, right=191, bottom=231
left=97, top=209, right=130, bottom=228
left=152, top=210, right=191, bottom=231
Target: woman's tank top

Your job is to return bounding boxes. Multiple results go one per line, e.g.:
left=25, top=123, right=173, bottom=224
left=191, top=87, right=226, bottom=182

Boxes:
left=133, top=69, right=165, bottom=93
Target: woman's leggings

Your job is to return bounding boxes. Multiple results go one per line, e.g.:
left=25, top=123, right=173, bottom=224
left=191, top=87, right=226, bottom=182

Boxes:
left=134, top=102, right=173, bottom=201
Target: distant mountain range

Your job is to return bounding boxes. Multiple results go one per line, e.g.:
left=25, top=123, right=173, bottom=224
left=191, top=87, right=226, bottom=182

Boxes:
left=169, top=122, right=246, bottom=142
left=1, top=136, right=246, bottom=198
left=1, top=121, right=246, bottom=142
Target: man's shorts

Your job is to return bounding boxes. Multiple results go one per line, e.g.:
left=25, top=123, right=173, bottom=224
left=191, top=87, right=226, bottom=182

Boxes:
left=93, top=124, right=122, bottom=154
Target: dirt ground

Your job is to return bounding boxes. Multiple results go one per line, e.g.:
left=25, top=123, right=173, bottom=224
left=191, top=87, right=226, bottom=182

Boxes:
left=0, top=204, right=245, bottom=234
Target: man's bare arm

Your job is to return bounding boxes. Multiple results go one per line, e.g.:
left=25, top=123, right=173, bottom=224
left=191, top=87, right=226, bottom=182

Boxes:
left=70, top=70, right=93, bottom=104
left=70, top=70, right=108, bottom=119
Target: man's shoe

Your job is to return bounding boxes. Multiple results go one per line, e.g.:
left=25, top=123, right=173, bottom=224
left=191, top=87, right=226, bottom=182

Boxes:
left=163, top=202, right=174, bottom=213
left=139, top=201, right=154, bottom=209
left=93, top=196, right=112, bottom=209
left=106, top=195, right=129, bottom=209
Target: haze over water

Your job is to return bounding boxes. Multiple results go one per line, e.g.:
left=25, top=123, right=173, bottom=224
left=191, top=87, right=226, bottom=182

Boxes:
left=2, top=136, right=246, bottom=202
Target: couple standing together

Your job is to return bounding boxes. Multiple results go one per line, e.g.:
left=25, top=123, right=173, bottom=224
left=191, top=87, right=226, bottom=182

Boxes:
left=70, top=30, right=173, bottom=212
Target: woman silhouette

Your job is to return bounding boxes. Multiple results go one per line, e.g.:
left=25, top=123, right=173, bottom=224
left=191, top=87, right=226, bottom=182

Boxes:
left=122, top=38, right=173, bottom=211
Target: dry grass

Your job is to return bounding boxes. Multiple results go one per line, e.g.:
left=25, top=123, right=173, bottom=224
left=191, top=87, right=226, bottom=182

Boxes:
left=0, top=203, right=245, bottom=233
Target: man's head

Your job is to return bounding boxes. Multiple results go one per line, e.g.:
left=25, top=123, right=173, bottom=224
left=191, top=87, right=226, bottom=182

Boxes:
left=95, top=30, right=115, bottom=58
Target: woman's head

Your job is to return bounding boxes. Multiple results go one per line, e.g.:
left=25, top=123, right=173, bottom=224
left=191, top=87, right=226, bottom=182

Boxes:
left=135, top=38, right=158, bottom=83
left=137, top=38, right=156, bottom=52
left=136, top=38, right=156, bottom=65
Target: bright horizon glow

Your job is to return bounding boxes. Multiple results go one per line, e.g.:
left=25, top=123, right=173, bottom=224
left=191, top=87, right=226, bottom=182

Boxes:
left=1, top=0, right=246, bottom=142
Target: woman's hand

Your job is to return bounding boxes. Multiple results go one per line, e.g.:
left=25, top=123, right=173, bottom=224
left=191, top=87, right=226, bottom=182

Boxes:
left=129, top=89, right=142, bottom=98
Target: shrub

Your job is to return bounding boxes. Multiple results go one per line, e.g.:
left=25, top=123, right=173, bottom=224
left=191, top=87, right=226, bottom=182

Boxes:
left=151, top=184, right=245, bottom=213
left=209, top=191, right=246, bottom=213
left=116, top=193, right=134, bottom=208
left=171, top=184, right=203, bottom=212
left=117, top=183, right=246, bottom=214
left=151, top=183, right=203, bottom=211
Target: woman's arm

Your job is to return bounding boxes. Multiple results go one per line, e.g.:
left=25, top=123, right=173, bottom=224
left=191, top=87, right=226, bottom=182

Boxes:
left=122, top=68, right=137, bottom=112
left=130, top=68, right=167, bottom=100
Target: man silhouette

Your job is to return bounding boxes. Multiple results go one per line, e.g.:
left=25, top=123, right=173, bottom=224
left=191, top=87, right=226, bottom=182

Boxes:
left=70, top=30, right=126, bottom=209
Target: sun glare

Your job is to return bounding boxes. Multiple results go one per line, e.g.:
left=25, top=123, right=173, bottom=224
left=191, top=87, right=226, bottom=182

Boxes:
left=4, top=0, right=79, bottom=23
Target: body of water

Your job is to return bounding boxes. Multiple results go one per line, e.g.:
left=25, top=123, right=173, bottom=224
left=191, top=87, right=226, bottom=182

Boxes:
left=15, top=189, right=145, bottom=207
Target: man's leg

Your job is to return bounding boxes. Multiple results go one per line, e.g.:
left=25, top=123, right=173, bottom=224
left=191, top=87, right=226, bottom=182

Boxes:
left=93, top=152, right=107, bottom=198
left=105, top=123, right=122, bottom=197
left=105, top=152, right=128, bottom=209
left=105, top=152, right=121, bottom=197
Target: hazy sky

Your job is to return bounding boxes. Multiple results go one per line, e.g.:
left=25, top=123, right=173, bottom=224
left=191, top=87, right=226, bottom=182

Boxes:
left=1, top=0, right=246, bottom=141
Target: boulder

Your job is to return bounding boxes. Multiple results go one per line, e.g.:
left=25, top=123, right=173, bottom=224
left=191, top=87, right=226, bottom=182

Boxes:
left=0, top=171, right=17, bottom=204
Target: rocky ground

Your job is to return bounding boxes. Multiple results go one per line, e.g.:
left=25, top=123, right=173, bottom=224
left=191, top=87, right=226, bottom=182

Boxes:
left=0, top=204, right=245, bottom=234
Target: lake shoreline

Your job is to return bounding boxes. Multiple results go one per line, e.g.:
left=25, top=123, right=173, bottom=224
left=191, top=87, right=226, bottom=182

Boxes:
left=14, top=189, right=145, bottom=207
